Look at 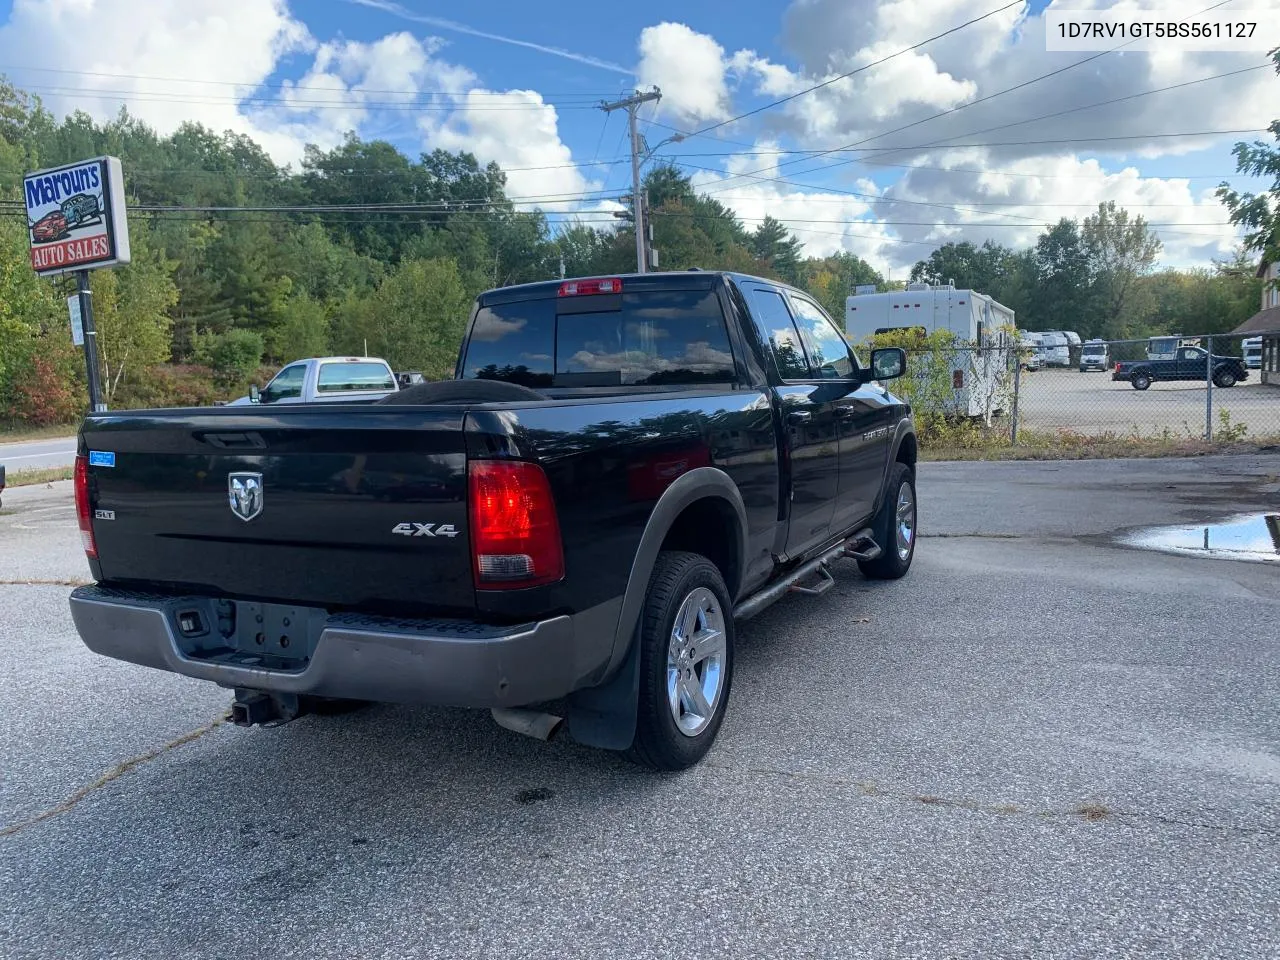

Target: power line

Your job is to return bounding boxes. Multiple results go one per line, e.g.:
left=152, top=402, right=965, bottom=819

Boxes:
left=678, top=0, right=1025, bottom=141
left=11, top=83, right=606, bottom=112
left=700, top=0, right=1239, bottom=191
left=0, top=62, right=618, bottom=99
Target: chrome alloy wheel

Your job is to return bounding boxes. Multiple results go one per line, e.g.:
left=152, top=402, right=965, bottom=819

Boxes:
left=666, top=587, right=727, bottom=737
left=895, top=481, right=916, bottom=562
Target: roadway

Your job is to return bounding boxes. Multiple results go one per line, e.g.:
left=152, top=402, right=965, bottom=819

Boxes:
left=1, top=457, right=1278, bottom=959
left=0, top=437, right=77, bottom=473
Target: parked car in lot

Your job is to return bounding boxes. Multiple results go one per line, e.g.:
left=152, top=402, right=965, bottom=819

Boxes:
left=1114, top=345, right=1249, bottom=390
left=30, top=211, right=69, bottom=243
left=397, top=371, right=426, bottom=387
left=227, top=356, right=399, bottom=405
left=68, top=270, right=918, bottom=770
left=1079, top=340, right=1110, bottom=371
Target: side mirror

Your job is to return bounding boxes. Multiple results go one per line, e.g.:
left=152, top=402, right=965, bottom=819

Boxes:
left=868, top=347, right=906, bottom=382
left=249, top=384, right=261, bottom=404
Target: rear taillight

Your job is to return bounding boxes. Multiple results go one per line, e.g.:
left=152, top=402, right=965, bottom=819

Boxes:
left=74, top=454, right=96, bottom=558
left=558, top=277, right=621, bottom=297
left=468, top=460, right=564, bottom=589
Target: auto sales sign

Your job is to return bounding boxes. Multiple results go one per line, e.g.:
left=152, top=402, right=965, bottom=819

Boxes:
left=23, top=156, right=130, bottom=276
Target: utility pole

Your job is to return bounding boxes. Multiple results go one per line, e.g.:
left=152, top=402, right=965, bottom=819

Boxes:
left=76, top=270, right=106, bottom=412
left=600, top=88, right=661, bottom=273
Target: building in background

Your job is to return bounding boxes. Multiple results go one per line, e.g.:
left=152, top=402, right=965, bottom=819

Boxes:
left=1231, top=259, right=1280, bottom=386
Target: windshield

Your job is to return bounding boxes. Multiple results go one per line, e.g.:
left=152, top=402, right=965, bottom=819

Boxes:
left=1082, top=345, right=1106, bottom=356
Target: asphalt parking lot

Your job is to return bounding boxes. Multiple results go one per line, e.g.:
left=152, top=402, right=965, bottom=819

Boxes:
left=1018, top=369, right=1280, bottom=438
left=2, top=457, right=1278, bottom=959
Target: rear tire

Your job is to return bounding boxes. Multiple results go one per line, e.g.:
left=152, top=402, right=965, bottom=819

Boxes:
left=628, top=551, right=734, bottom=771
left=1131, top=371, right=1152, bottom=391
left=858, top=461, right=916, bottom=580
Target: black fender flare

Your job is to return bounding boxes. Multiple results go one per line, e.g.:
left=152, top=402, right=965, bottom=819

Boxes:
left=871, top=418, right=917, bottom=516
left=566, top=466, right=748, bottom=750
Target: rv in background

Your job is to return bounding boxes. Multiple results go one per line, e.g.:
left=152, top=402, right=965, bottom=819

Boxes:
left=1244, top=336, right=1262, bottom=370
left=1036, top=331, right=1071, bottom=367
left=846, top=281, right=1015, bottom=418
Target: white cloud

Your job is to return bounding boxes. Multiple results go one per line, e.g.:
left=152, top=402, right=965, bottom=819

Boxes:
left=637, top=23, right=731, bottom=124
left=255, top=32, right=478, bottom=161
left=427, top=89, right=600, bottom=207
left=0, top=0, right=314, bottom=159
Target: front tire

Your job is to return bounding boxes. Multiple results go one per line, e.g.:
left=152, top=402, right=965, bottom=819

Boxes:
left=628, top=551, right=734, bottom=771
left=858, top=461, right=916, bottom=580
left=1213, top=368, right=1237, bottom=388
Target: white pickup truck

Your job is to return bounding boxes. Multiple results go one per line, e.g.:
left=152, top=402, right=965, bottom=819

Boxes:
left=228, top=357, right=399, bottom=406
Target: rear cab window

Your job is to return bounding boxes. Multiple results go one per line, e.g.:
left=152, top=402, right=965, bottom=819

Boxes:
left=317, top=361, right=395, bottom=393
left=461, top=284, right=737, bottom=388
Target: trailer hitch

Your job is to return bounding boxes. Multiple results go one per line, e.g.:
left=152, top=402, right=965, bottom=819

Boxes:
left=230, top=689, right=305, bottom=728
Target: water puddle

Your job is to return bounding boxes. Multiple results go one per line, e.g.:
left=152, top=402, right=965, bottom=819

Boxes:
left=1120, top=513, right=1280, bottom=563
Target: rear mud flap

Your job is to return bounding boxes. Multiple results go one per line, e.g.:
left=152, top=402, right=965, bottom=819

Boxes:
left=565, top=633, right=640, bottom=751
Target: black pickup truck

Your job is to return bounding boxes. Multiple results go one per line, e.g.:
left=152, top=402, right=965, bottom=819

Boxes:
left=1114, top=345, right=1249, bottom=391
left=69, top=271, right=917, bottom=769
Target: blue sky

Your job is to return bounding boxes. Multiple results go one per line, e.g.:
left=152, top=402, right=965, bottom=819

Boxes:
left=0, top=0, right=1273, bottom=271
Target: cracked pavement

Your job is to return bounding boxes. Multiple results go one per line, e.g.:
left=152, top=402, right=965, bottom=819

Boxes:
left=2, top=458, right=1278, bottom=959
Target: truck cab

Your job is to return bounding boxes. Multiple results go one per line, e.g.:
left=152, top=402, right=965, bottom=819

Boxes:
left=240, top=357, right=398, bottom=405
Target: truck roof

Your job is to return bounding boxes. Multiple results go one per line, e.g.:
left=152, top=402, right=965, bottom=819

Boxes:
left=477, top=270, right=794, bottom=305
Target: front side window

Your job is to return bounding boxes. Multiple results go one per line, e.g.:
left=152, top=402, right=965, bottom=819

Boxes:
left=788, top=294, right=856, bottom=380
left=263, top=364, right=305, bottom=403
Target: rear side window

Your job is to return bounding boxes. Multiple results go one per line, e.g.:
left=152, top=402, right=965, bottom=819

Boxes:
left=746, top=286, right=809, bottom=379
left=463, top=289, right=735, bottom=387
left=316, top=361, right=395, bottom=392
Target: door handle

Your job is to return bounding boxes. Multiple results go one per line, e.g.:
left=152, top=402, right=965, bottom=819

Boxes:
left=787, top=410, right=812, bottom=424
left=831, top=406, right=853, bottom=420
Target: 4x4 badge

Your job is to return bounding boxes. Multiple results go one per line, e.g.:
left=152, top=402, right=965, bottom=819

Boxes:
left=228, top=472, right=264, bottom=522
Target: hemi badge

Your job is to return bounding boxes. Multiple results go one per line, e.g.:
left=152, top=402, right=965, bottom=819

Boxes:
left=88, top=451, right=116, bottom=467
left=95, top=509, right=115, bottom=521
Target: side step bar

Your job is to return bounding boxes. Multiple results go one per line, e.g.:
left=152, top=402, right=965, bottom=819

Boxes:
left=733, top=527, right=880, bottom=621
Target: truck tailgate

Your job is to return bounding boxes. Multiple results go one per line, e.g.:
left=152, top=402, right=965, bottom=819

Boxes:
left=80, top=407, right=473, bottom=615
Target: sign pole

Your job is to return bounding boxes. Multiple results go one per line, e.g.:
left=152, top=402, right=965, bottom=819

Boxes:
left=77, top=269, right=106, bottom=413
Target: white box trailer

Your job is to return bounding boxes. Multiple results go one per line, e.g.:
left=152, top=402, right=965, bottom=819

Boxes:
left=845, top=283, right=1015, bottom=418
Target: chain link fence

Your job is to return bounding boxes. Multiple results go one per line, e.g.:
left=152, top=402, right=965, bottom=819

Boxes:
left=888, top=330, right=1280, bottom=454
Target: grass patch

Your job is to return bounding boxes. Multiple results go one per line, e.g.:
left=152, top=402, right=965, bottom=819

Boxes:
left=921, top=426, right=1280, bottom=462
left=4, top=466, right=74, bottom=487
left=1077, top=803, right=1111, bottom=822
left=0, top=422, right=78, bottom=445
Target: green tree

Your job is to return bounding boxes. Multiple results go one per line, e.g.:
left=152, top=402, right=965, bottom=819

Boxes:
left=1217, top=49, right=1280, bottom=273
left=750, top=215, right=804, bottom=285
left=92, top=224, right=179, bottom=401
left=800, top=251, right=884, bottom=317
left=909, top=240, right=1020, bottom=295
left=1031, top=219, right=1094, bottom=335
left=332, top=258, right=470, bottom=377
left=1082, top=200, right=1161, bottom=338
